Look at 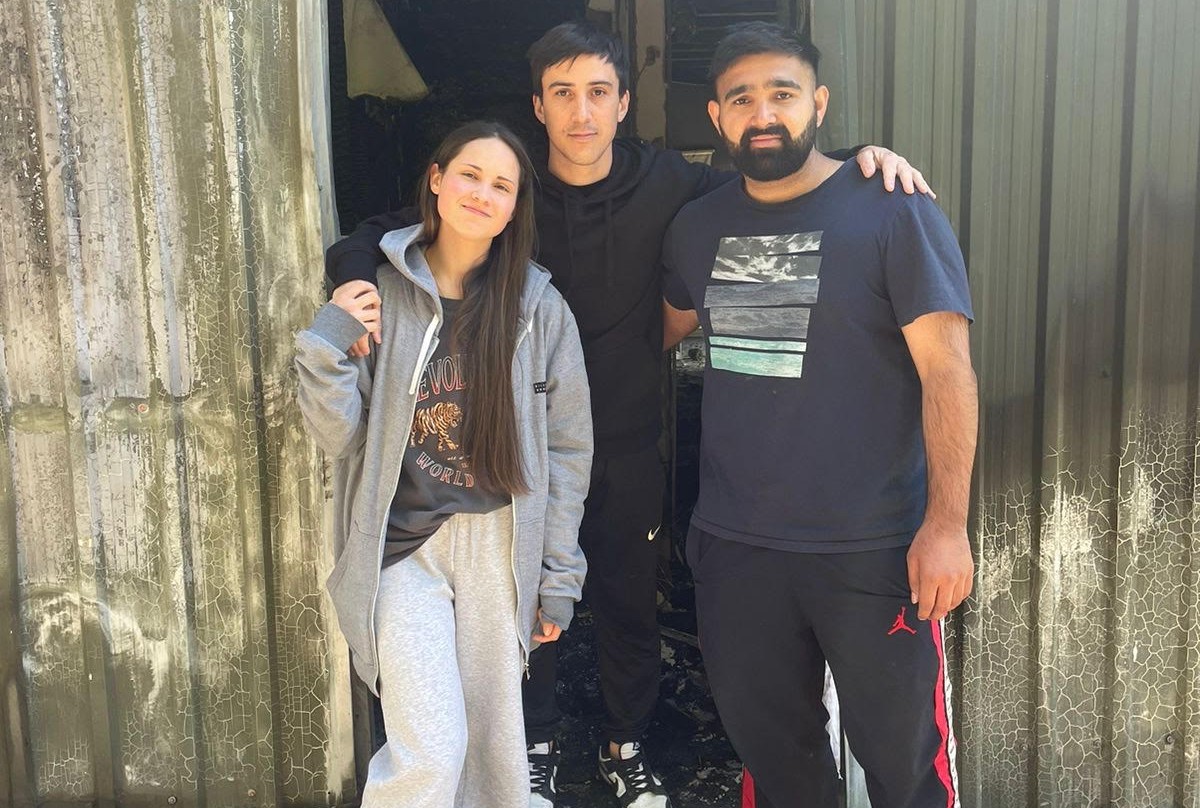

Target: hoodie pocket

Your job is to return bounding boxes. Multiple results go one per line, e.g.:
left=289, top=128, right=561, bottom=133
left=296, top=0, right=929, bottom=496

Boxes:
left=325, top=523, right=383, bottom=669
left=325, top=549, right=352, bottom=596
left=326, top=522, right=376, bottom=599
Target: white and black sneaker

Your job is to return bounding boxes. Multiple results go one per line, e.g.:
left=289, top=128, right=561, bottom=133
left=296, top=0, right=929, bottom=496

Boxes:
left=597, top=741, right=673, bottom=808
left=528, top=741, right=558, bottom=808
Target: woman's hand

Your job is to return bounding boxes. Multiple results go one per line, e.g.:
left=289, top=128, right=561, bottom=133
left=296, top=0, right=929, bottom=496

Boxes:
left=331, top=280, right=382, bottom=357
left=532, top=607, right=562, bottom=643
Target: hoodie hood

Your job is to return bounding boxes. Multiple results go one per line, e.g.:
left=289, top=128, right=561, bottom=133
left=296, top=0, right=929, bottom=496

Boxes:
left=537, top=138, right=658, bottom=205
left=534, top=139, right=659, bottom=294
left=378, top=223, right=553, bottom=328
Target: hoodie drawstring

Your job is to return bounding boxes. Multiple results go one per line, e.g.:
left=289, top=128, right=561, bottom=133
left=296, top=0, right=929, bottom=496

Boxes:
left=562, top=195, right=576, bottom=295
left=559, top=194, right=616, bottom=293
left=408, top=316, right=439, bottom=395
left=604, top=198, right=615, bottom=288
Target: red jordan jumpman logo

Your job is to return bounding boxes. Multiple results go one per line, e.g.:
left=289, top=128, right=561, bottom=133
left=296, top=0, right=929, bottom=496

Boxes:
left=888, top=606, right=917, bottom=635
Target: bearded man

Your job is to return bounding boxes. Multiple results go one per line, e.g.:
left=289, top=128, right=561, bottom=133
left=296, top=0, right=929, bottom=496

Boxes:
left=662, top=22, right=977, bottom=808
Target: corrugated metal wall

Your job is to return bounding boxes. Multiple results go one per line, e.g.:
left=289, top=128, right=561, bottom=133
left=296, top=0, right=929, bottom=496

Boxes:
left=3, top=0, right=1198, bottom=806
left=0, top=1, right=352, bottom=806
left=814, top=1, right=1200, bottom=806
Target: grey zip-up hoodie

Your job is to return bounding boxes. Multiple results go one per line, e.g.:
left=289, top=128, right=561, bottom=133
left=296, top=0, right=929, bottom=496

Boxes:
left=295, top=224, right=592, bottom=695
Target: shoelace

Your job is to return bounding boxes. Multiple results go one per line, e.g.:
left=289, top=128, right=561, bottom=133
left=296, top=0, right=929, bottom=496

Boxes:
left=529, top=755, right=553, bottom=791
left=613, top=755, right=656, bottom=792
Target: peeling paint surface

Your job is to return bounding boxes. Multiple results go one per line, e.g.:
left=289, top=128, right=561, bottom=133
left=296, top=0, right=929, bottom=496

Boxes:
left=0, top=1, right=349, bottom=806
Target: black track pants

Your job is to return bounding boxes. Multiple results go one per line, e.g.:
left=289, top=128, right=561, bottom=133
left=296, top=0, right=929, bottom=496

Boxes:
left=688, top=527, right=960, bottom=808
left=523, top=446, right=666, bottom=744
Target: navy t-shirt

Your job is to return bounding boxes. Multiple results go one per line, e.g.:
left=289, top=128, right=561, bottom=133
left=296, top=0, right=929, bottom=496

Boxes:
left=662, top=160, right=973, bottom=552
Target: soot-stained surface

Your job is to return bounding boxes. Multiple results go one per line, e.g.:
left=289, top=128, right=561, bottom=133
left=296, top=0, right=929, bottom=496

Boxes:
left=550, top=576, right=744, bottom=808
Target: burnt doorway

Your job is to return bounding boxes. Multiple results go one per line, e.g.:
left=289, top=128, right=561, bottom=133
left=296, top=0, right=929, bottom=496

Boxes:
left=664, top=0, right=808, bottom=156
left=327, top=0, right=589, bottom=232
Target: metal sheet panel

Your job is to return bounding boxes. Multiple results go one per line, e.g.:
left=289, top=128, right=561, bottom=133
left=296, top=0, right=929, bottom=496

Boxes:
left=813, top=1, right=1200, bottom=806
left=0, top=1, right=351, bottom=806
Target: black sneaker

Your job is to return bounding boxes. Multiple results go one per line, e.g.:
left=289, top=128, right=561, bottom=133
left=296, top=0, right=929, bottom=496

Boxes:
left=528, top=741, right=558, bottom=808
left=597, top=741, right=673, bottom=808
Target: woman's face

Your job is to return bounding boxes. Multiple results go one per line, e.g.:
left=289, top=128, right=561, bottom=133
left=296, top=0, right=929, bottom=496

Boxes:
left=429, top=137, right=521, bottom=242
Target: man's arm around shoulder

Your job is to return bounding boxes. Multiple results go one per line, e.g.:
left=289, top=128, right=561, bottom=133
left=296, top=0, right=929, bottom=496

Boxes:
left=324, top=208, right=419, bottom=356
left=324, top=208, right=417, bottom=287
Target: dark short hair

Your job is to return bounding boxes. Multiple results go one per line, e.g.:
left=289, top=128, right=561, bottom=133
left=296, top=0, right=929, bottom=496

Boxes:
left=708, top=21, right=821, bottom=94
left=526, top=21, right=630, bottom=97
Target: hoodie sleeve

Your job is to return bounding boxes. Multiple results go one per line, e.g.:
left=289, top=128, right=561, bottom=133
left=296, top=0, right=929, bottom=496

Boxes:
left=324, top=208, right=419, bottom=288
left=825, top=145, right=865, bottom=162
left=535, top=291, right=593, bottom=631
left=294, top=302, right=372, bottom=459
left=681, top=158, right=739, bottom=200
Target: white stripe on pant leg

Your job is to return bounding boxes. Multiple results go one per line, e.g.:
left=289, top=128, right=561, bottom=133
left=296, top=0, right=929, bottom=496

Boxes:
left=362, top=525, right=467, bottom=808
left=937, top=619, right=961, bottom=808
left=450, top=506, right=529, bottom=808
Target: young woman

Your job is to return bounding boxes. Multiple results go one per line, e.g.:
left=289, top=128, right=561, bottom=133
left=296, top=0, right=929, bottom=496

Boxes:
left=295, top=120, right=592, bottom=808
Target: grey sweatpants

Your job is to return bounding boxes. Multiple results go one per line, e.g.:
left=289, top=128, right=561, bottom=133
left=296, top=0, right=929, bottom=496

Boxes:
left=361, top=506, right=528, bottom=808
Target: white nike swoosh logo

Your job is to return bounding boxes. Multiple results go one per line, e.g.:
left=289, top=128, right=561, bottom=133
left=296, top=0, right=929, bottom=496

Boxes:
left=647, top=526, right=661, bottom=542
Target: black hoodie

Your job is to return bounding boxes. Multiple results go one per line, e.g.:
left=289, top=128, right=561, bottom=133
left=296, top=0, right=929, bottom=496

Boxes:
left=326, top=138, right=732, bottom=458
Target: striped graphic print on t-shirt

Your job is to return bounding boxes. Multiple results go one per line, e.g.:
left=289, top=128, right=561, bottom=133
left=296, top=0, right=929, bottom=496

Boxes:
left=705, top=231, right=822, bottom=379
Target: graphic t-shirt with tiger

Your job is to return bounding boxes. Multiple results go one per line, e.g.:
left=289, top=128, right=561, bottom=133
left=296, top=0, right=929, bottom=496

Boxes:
left=384, top=297, right=509, bottom=566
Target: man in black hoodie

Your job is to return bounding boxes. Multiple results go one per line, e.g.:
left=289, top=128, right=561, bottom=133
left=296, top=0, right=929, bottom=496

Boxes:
left=324, top=21, right=930, bottom=808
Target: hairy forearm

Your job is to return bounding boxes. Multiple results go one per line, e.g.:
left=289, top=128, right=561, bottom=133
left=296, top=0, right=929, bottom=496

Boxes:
left=921, top=362, right=978, bottom=527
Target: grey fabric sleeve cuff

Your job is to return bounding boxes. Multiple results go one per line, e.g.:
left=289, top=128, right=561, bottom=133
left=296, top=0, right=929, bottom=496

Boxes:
left=539, top=595, right=575, bottom=632
left=310, top=302, right=368, bottom=353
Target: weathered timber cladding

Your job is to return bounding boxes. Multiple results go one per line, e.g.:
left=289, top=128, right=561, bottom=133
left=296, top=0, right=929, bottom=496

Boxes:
left=813, top=1, right=1200, bottom=806
left=0, top=1, right=349, bottom=806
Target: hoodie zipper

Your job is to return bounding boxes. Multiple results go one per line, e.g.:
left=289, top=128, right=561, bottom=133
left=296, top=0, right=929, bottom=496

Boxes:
left=513, top=317, right=536, bottom=677
left=368, top=305, right=441, bottom=682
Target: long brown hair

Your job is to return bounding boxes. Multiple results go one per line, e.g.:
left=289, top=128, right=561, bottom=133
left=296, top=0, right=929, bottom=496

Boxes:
left=416, top=121, right=537, bottom=495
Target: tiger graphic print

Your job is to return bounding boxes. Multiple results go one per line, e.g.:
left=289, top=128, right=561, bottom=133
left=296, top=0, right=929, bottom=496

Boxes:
left=410, top=401, right=463, bottom=453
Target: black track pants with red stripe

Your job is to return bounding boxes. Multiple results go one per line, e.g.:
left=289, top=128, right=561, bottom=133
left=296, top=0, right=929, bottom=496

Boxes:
left=687, top=527, right=960, bottom=808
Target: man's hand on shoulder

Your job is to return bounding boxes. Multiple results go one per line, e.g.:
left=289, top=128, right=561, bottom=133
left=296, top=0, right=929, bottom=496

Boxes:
left=906, top=519, right=973, bottom=622
left=331, top=280, right=382, bottom=357
left=855, top=146, right=935, bottom=197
